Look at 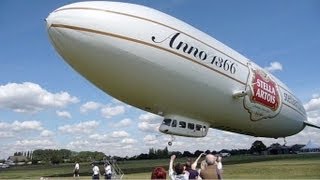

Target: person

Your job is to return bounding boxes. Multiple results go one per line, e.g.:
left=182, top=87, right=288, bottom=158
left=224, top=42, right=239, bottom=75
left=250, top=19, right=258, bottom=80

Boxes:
left=190, top=153, right=206, bottom=179
left=151, top=167, right=167, bottom=180
left=200, top=154, right=218, bottom=179
left=185, top=160, right=198, bottom=180
left=73, top=162, right=80, bottom=178
left=199, top=160, right=207, bottom=174
left=168, top=154, right=189, bottom=180
left=92, top=163, right=100, bottom=180
left=216, top=156, right=223, bottom=180
left=191, top=152, right=206, bottom=170
left=104, top=162, right=112, bottom=180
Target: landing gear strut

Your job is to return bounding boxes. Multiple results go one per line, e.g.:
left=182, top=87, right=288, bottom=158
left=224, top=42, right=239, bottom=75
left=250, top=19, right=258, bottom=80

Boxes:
left=168, top=135, right=176, bottom=146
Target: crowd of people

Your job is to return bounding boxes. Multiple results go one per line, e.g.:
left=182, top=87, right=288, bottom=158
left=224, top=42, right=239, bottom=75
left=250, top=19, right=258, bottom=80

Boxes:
left=152, top=153, right=223, bottom=180
left=72, top=162, right=112, bottom=180
left=72, top=153, right=223, bottom=180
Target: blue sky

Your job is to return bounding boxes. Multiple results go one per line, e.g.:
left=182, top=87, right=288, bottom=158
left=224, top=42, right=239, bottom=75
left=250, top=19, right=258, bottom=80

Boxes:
left=1, top=0, right=320, bottom=159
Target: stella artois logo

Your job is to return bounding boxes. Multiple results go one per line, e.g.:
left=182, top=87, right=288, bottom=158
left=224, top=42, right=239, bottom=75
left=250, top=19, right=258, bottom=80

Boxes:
left=244, top=63, right=282, bottom=121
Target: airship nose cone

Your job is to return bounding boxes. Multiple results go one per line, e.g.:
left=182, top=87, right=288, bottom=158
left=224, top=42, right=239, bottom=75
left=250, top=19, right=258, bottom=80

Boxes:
left=45, top=14, right=53, bottom=29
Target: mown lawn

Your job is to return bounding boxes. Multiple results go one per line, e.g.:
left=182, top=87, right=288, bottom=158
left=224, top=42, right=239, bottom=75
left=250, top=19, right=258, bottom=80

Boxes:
left=224, top=158, right=320, bottom=179
left=1, top=153, right=319, bottom=179
left=122, top=157, right=320, bottom=179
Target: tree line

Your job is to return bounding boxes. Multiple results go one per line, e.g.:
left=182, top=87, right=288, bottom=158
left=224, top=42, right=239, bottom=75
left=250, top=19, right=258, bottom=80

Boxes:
left=9, top=140, right=269, bottom=164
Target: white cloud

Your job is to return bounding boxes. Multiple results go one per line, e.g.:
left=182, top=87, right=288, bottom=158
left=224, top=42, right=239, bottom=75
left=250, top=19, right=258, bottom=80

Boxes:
left=80, top=101, right=101, bottom=113
left=101, top=105, right=125, bottom=118
left=12, top=121, right=43, bottom=131
left=111, top=131, right=129, bottom=138
left=0, top=82, right=79, bottom=113
left=138, top=112, right=161, bottom=132
left=143, top=134, right=157, bottom=142
left=56, top=110, right=72, bottom=119
left=138, top=112, right=162, bottom=123
left=0, top=120, right=43, bottom=131
left=13, top=139, right=57, bottom=150
left=304, top=95, right=320, bottom=125
left=143, top=135, right=159, bottom=145
left=0, top=122, right=10, bottom=129
left=138, top=121, right=160, bottom=132
left=67, top=140, right=90, bottom=150
left=40, top=130, right=54, bottom=137
left=89, top=133, right=109, bottom=141
left=121, top=138, right=137, bottom=144
left=0, top=131, right=14, bottom=138
left=58, top=120, right=99, bottom=134
left=114, top=118, right=132, bottom=128
left=264, top=61, right=283, bottom=72
left=304, top=96, right=320, bottom=112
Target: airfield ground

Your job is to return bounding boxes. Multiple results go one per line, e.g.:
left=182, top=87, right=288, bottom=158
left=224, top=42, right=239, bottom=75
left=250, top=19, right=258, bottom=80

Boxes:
left=0, top=153, right=319, bottom=179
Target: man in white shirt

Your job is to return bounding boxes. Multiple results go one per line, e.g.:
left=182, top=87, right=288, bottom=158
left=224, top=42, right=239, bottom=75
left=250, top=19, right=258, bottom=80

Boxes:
left=104, top=163, right=112, bottom=179
left=73, top=162, right=80, bottom=177
left=168, top=155, right=189, bottom=180
left=92, top=163, right=100, bottom=179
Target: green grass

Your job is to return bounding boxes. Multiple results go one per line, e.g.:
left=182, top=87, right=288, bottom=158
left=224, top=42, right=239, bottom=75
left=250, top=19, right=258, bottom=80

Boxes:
left=122, top=157, right=320, bottom=179
left=1, top=153, right=320, bottom=179
left=224, top=158, right=320, bottom=179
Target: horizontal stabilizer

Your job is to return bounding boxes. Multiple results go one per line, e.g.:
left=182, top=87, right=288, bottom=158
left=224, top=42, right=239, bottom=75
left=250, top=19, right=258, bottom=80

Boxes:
left=304, top=121, right=320, bottom=129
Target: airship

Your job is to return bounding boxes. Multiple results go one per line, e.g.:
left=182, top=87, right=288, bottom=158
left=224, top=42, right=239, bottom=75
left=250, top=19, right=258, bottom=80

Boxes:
left=46, top=1, right=319, bottom=145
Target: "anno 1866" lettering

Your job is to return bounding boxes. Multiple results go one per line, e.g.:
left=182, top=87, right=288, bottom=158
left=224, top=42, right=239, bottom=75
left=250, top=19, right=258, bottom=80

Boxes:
left=151, top=32, right=238, bottom=74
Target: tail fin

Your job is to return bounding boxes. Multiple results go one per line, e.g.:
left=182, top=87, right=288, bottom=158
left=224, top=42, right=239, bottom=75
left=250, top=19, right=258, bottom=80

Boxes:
left=304, top=121, right=320, bottom=129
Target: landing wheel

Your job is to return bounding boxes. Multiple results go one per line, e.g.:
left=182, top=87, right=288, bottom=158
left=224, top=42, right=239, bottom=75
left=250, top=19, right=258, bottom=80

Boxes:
left=168, top=135, right=175, bottom=146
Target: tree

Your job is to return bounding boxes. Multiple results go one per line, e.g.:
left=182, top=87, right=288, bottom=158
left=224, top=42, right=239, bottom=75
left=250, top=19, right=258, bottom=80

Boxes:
left=60, top=149, right=72, bottom=160
left=194, top=150, right=204, bottom=157
left=170, top=151, right=182, bottom=157
left=182, top=151, right=193, bottom=157
left=148, top=148, right=156, bottom=159
left=205, top=150, right=211, bottom=155
left=49, top=150, right=64, bottom=164
left=137, top=153, right=149, bottom=160
left=163, top=146, right=169, bottom=157
left=33, top=149, right=50, bottom=163
left=250, top=140, right=267, bottom=154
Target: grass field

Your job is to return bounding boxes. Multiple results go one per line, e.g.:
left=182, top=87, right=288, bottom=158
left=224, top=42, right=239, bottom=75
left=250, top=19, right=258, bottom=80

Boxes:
left=1, top=153, right=319, bottom=179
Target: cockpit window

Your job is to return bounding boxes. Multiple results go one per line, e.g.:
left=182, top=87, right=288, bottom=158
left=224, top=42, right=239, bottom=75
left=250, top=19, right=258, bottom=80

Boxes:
left=179, top=121, right=186, bottom=128
left=196, top=124, right=202, bottom=131
left=188, top=123, right=194, bottom=130
left=162, top=119, right=171, bottom=126
left=172, top=120, right=177, bottom=127
left=202, top=126, right=207, bottom=132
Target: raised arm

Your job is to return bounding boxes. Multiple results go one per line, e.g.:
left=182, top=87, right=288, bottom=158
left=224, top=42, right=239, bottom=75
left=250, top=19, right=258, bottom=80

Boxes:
left=192, top=153, right=205, bottom=170
left=169, top=154, right=176, bottom=179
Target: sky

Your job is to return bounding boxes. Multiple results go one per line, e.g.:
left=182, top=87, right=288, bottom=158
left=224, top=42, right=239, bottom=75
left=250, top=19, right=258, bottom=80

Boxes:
left=1, top=0, right=320, bottom=159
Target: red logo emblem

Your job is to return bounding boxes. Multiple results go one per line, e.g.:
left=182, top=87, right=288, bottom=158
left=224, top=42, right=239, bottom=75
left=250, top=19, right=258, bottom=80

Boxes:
left=251, top=70, right=280, bottom=111
left=243, top=63, right=282, bottom=121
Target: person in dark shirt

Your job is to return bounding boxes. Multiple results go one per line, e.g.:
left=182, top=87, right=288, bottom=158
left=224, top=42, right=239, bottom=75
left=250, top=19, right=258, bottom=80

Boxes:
left=185, top=160, right=199, bottom=180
